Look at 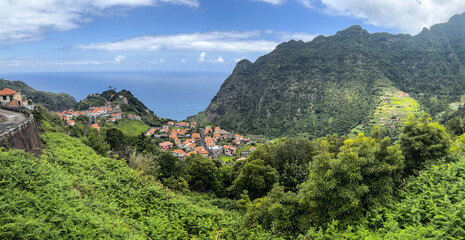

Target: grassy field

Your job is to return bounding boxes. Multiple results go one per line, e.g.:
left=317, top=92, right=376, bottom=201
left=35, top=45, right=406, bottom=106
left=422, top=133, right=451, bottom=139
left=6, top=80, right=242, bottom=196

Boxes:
left=219, top=156, right=235, bottom=163
left=349, top=88, right=420, bottom=138
left=104, top=119, right=150, bottom=136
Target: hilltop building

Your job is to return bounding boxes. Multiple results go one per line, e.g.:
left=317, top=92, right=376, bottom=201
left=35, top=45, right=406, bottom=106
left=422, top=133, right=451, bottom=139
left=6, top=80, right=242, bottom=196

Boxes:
left=0, top=88, right=32, bottom=109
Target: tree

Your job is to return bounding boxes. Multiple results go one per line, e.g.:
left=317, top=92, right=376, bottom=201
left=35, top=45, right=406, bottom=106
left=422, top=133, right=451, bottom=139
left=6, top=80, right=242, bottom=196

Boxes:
left=105, top=128, right=127, bottom=151
left=248, top=138, right=316, bottom=191
left=244, top=185, right=305, bottom=237
left=184, top=155, right=221, bottom=193
left=154, top=152, right=185, bottom=180
left=232, top=159, right=278, bottom=199
left=400, top=114, right=451, bottom=175
left=299, top=133, right=404, bottom=226
left=84, top=128, right=110, bottom=156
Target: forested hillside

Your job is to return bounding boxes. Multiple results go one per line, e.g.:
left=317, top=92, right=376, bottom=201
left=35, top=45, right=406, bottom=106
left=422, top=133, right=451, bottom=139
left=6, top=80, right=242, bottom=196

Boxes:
left=204, top=13, right=465, bottom=138
left=0, top=79, right=76, bottom=111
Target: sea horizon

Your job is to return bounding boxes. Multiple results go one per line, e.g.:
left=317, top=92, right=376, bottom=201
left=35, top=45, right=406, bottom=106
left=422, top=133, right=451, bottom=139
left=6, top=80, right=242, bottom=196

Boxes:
left=1, top=71, right=230, bottom=120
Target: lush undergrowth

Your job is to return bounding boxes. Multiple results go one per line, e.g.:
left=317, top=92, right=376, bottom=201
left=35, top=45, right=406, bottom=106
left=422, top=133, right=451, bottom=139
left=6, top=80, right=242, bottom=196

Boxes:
left=302, top=155, right=465, bottom=239
left=0, top=132, right=275, bottom=239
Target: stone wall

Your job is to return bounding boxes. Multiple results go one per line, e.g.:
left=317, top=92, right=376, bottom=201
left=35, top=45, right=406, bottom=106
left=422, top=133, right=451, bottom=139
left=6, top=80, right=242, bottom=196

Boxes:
left=0, top=107, right=41, bottom=156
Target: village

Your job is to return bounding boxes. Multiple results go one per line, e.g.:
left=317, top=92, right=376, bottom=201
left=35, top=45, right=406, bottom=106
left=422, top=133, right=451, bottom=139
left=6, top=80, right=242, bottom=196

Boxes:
left=146, top=121, right=257, bottom=163
left=56, top=95, right=141, bottom=131
left=54, top=94, right=256, bottom=164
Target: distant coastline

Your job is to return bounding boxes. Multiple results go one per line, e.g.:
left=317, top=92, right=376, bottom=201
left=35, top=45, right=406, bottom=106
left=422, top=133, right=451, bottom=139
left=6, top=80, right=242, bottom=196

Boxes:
left=1, top=71, right=229, bottom=120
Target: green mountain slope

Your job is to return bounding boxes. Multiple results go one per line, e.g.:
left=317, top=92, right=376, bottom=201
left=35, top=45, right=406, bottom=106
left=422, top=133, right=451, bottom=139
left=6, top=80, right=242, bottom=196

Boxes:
left=0, top=79, right=76, bottom=111
left=0, top=132, right=274, bottom=239
left=77, top=89, right=166, bottom=126
left=203, top=13, right=465, bottom=138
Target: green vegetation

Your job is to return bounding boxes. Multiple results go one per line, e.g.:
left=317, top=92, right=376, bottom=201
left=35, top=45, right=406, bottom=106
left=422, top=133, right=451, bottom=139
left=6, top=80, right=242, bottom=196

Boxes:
left=75, top=94, right=107, bottom=110
left=0, top=78, right=76, bottom=111
left=220, top=156, right=235, bottom=163
left=104, top=119, right=150, bottom=136
left=0, top=132, right=275, bottom=239
left=203, top=13, right=465, bottom=138
left=102, top=89, right=166, bottom=126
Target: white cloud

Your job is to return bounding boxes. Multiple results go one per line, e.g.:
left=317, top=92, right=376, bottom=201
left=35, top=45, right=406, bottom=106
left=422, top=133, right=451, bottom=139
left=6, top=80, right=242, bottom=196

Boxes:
left=217, top=56, right=225, bottom=63
left=276, top=31, right=318, bottom=41
left=114, top=55, right=126, bottom=64
left=316, top=0, right=465, bottom=34
left=199, top=52, right=206, bottom=62
left=77, top=31, right=279, bottom=53
left=182, top=59, right=186, bottom=63
left=0, top=0, right=199, bottom=43
left=252, top=0, right=287, bottom=5
left=297, top=0, right=314, bottom=8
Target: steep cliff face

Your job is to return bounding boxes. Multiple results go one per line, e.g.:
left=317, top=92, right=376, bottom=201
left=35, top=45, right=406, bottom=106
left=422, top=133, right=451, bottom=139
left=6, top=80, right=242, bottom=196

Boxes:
left=0, top=110, right=41, bottom=156
left=204, top=13, right=465, bottom=138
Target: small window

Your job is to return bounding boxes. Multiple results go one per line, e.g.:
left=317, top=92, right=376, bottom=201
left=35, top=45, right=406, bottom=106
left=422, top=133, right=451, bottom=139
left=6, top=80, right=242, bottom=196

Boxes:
left=2, top=96, right=6, bottom=101
left=9, top=96, right=13, bottom=100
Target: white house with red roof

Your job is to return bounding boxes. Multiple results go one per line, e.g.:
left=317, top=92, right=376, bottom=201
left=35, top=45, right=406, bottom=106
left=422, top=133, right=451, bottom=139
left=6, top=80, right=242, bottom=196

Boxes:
left=0, top=88, right=30, bottom=107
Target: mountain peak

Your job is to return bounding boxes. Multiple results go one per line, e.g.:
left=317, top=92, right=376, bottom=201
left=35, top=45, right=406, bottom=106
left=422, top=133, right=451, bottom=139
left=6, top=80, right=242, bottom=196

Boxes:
left=232, top=59, right=252, bottom=74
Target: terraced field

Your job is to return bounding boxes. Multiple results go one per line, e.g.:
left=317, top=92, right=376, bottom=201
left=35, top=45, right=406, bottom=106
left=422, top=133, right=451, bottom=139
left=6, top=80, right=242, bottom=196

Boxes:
left=349, top=88, right=421, bottom=138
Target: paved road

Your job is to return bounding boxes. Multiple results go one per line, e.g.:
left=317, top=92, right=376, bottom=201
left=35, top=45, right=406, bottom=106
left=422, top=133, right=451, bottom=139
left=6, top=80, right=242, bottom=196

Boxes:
left=0, top=109, right=27, bottom=131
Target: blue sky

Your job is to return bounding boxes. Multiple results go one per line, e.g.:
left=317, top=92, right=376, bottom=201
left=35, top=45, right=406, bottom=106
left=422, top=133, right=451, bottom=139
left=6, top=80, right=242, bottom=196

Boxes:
left=1, top=0, right=465, bottom=73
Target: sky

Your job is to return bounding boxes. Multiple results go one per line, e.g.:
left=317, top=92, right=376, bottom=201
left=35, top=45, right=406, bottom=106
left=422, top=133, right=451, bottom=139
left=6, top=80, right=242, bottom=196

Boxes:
left=1, top=0, right=465, bottom=73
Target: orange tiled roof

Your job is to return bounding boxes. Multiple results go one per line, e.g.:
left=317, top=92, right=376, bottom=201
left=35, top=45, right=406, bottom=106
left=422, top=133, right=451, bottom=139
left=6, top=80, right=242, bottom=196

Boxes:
left=195, top=146, right=205, bottom=151
left=172, top=149, right=185, bottom=155
left=5, top=99, right=20, bottom=107
left=159, top=141, right=173, bottom=147
left=0, top=88, right=17, bottom=96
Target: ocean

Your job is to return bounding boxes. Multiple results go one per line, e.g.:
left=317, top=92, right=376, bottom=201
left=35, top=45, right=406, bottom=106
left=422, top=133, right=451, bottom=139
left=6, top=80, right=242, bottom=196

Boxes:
left=1, top=71, right=230, bottom=120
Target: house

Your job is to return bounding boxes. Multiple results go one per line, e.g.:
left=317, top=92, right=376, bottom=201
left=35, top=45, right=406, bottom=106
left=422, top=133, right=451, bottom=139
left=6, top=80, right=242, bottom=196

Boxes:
left=206, top=141, right=215, bottom=149
left=107, top=117, right=116, bottom=123
left=186, top=143, right=196, bottom=151
left=66, top=120, right=75, bottom=126
left=177, top=122, right=189, bottom=127
left=211, top=145, right=223, bottom=155
left=122, top=97, right=128, bottom=104
left=111, top=113, right=122, bottom=120
left=172, top=149, right=186, bottom=158
left=0, top=88, right=29, bottom=107
left=169, top=133, right=177, bottom=140
left=199, top=150, right=209, bottom=158
left=134, top=115, right=141, bottom=120
left=223, top=145, right=236, bottom=156
left=192, top=133, right=201, bottom=139
left=91, top=124, right=100, bottom=131
left=167, top=121, right=175, bottom=126
left=232, top=139, right=241, bottom=145
left=250, top=146, right=256, bottom=152
left=190, top=122, right=197, bottom=128
left=234, top=134, right=244, bottom=141
left=128, top=114, right=134, bottom=119
left=159, top=141, right=174, bottom=151
left=195, top=146, right=206, bottom=152
left=144, top=127, right=159, bottom=136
